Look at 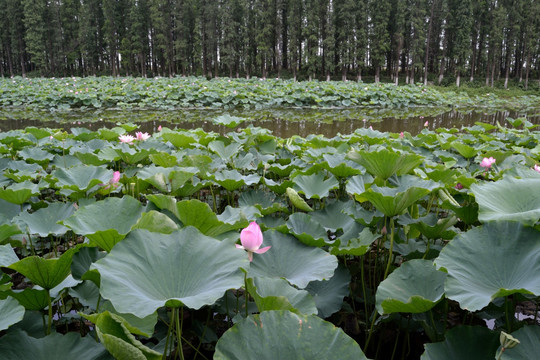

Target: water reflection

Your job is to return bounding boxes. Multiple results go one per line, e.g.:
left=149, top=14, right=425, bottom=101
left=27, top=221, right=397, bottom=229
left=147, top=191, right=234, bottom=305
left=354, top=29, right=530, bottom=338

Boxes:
left=0, top=108, right=538, bottom=138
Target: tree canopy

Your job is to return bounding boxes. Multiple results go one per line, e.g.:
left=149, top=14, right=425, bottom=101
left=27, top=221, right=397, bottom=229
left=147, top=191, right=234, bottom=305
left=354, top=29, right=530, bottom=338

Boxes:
left=0, top=0, right=538, bottom=88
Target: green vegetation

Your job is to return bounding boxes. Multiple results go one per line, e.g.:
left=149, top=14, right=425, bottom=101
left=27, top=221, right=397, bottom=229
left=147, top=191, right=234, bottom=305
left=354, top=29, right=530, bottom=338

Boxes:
left=1, top=77, right=539, bottom=112
left=0, top=1, right=538, bottom=89
left=0, top=121, right=539, bottom=358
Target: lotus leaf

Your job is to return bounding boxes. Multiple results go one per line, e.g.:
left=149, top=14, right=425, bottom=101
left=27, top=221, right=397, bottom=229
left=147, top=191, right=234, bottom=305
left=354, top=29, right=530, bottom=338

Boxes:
left=83, top=311, right=161, bottom=360
left=435, top=221, right=540, bottom=312
left=292, top=172, right=339, bottom=199
left=285, top=187, right=313, bottom=212
left=52, top=165, right=112, bottom=192
left=208, top=140, right=242, bottom=160
left=376, top=259, right=447, bottom=314
left=0, top=329, right=112, bottom=360
left=421, top=326, right=499, bottom=360
left=362, top=178, right=438, bottom=217
left=248, top=230, right=338, bottom=288
left=348, top=148, right=423, bottom=180
left=0, top=297, right=25, bottom=330
left=92, top=228, right=249, bottom=318
left=330, top=227, right=379, bottom=256
left=213, top=170, right=260, bottom=191
left=131, top=211, right=178, bottom=234
left=305, top=264, right=351, bottom=318
left=346, top=174, right=374, bottom=196
left=5, top=288, right=50, bottom=311
left=471, top=177, right=540, bottom=225
left=15, top=202, right=75, bottom=237
left=62, top=196, right=144, bottom=251
left=8, top=247, right=79, bottom=290
left=0, top=181, right=40, bottom=205
left=0, top=244, right=19, bottom=267
left=246, top=277, right=317, bottom=315
left=214, top=310, right=369, bottom=360
left=286, top=212, right=331, bottom=247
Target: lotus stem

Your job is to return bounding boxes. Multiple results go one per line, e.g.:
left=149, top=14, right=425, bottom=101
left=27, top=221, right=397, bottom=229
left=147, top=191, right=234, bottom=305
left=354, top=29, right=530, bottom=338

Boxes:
left=163, top=308, right=174, bottom=360
left=390, top=330, right=399, bottom=360
left=176, top=307, right=185, bottom=360
left=193, top=309, right=212, bottom=360
left=360, top=256, right=369, bottom=333
left=364, top=309, right=378, bottom=353
left=47, top=290, right=52, bottom=335
left=244, top=272, right=249, bottom=317
left=383, top=218, right=395, bottom=280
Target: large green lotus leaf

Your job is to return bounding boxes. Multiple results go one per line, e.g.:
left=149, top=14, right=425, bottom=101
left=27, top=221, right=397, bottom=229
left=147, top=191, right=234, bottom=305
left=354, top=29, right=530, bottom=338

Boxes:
left=214, top=310, right=369, bottom=360
left=99, top=301, right=158, bottom=339
left=0, top=329, right=112, bottom=360
left=348, top=148, right=423, bottom=180
left=212, top=114, right=247, bottom=128
left=330, top=227, right=379, bottom=256
left=208, top=140, right=242, bottom=160
left=309, top=200, right=357, bottom=232
left=7, top=288, right=50, bottom=310
left=84, top=311, right=161, bottom=360
left=131, top=211, right=178, bottom=234
left=92, top=228, right=248, bottom=318
left=8, top=247, right=78, bottom=290
left=248, top=230, right=338, bottom=289
left=176, top=199, right=246, bottom=237
left=450, top=142, right=477, bottom=159
left=421, top=326, right=499, bottom=360
left=18, top=148, right=55, bottom=166
left=0, top=244, right=19, bottom=267
left=0, top=297, right=25, bottom=330
left=498, top=325, right=540, bottom=360
left=136, top=166, right=198, bottom=193
left=376, top=259, right=447, bottom=314
left=434, top=221, right=540, bottom=312
left=71, top=246, right=106, bottom=282
left=305, top=264, right=351, bottom=318
left=213, top=170, right=260, bottom=191
left=103, top=145, right=153, bottom=165
left=471, top=177, right=540, bottom=225
left=238, top=189, right=288, bottom=215
left=321, top=153, right=364, bottom=177
left=292, top=172, right=339, bottom=199
left=14, top=202, right=75, bottom=237
left=362, top=186, right=431, bottom=217
left=52, top=165, right=112, bottom=192
left=161, top=132, right=197, bottom=148
left=0, top=181, right=40, bottom=205
left=148, top=152, right=179, bottom=167
left=62, top=196, right=143, bottom=251
left=286, top=212, right=331, bottom=247
left=247, top=277, right=317, bottom=315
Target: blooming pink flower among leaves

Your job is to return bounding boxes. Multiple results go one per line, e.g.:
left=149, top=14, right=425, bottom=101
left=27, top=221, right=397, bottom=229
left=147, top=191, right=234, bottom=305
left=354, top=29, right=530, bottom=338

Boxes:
left=119, top=134, right=135, bottom=144
left=399, top=132, right=404, bottom=139
left=533, top=164, right=540, bottom=173
left=424, top=120, right=429, bottom=127
left=480, top=157, right=496, bottom=169
left=236, top=222, right=271, bottom=262
left=135, top=131, right=151, bottom=141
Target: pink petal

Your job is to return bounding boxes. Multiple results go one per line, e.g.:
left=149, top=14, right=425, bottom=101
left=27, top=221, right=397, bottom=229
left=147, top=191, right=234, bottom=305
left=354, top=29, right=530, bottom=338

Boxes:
left=240, top=222, right=263, bottom=250
left=235, top=244, right=245, bottom=250
left=254, top=246, right=271, bottom=254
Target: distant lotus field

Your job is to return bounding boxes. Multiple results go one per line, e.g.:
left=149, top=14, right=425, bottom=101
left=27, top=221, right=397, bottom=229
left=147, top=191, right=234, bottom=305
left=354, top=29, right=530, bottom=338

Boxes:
left=0, top=118, right=539, bottom=359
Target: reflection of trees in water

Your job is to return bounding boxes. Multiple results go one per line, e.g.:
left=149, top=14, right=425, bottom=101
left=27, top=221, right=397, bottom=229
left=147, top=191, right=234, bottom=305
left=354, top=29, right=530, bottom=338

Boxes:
left=0, top=109, right=537, bottom=137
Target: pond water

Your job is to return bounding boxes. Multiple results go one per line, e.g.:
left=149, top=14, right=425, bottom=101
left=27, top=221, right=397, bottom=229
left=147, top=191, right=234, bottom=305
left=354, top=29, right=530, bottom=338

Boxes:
left=1, top=107, right=538, bottom=138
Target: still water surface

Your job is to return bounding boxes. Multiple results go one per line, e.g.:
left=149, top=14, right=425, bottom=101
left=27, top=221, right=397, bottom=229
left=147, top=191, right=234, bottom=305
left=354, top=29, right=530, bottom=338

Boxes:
left=1, top=107, right=538, bottom=138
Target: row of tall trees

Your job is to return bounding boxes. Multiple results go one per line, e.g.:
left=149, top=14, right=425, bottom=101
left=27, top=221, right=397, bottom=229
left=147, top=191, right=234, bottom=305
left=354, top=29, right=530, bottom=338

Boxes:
left=0, top=0, right=539, bottom=88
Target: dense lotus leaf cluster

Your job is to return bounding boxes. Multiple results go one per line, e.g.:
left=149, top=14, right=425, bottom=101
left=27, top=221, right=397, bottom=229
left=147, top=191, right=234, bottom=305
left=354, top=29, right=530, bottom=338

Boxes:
left=1, top=76, right=539, bottom=112
left=0, top=121, right=539, bottom=359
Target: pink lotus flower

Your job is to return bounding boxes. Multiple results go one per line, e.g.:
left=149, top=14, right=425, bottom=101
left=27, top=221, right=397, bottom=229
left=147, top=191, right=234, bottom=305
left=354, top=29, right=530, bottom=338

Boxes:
left=157, top=125, right=162, bottom=132
left=236, top=222, right=271, bottom=262
left=480, top=157, right=496, bottom=169
left=455, top=183, right=463, bottom=190
left=101, top=171, right=121, bottom=190
left=135, top=131, right=150, bottom=141
left=119, top=134, right=135, bottom=144
left=533, top=164, right=540, bottom=173
left=424, top=120, right=429, bottom=127
left=399, top=132, right=404, bottom=139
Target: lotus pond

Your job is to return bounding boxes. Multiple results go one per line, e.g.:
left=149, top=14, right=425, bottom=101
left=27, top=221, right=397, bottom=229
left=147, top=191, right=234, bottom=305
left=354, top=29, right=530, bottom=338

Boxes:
left=0, top=118, right=539, bottom=359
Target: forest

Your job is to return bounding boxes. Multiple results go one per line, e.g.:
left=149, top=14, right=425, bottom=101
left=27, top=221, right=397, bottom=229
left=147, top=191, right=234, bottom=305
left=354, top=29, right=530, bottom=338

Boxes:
left=0, top=0, right=539, bottom=88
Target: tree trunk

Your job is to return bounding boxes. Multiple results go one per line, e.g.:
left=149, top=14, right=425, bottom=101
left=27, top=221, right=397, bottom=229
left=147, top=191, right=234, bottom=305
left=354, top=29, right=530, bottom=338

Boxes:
left=424, top=0, right=437, bottom=86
